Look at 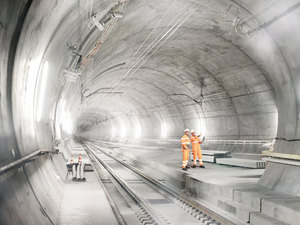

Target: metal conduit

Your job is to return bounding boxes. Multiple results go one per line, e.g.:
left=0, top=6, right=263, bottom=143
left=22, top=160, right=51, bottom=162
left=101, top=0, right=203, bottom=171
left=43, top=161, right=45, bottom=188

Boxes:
left=0, top=149, right=52, bottom=175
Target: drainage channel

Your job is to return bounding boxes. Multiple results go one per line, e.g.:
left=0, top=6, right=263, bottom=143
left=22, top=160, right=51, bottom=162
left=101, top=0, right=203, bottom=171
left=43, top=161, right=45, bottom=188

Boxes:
left=82, top=140, right=233, bottom=225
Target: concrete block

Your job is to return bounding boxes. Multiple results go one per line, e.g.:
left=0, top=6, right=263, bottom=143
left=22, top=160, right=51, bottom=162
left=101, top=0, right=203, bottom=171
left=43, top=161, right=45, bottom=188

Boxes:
left=233, top=189, right=261, bottom=211
left=262, top=197, right=300, bottom=225
left=202, top=150, right=231, bottom=157
left=202, top=155, right=215, bottom=162
left=233, top=186, right=290, bottom=212
left=191, top=150, right=231, bottom=163
left=250, top=212, right=287, bottom=225
left=217, top=200, right=254, bottom=223
left=216, top=158, right=265, bottom=168
left=185, top=176, right=234, bottom=200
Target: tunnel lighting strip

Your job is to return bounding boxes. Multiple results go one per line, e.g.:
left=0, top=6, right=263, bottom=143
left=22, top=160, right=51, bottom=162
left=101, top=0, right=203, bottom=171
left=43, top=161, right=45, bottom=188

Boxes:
left=263, top=157, right=300, bottom=167
left=140, top=138, right=271, bottom=145
left=84, top=140, right=235, bottom=225
left=0, top=149, right=51, bottom=175
left=82, top=141, right=169, bottom=225
left=85, top=138, right=271, bottom=148
left=262, top=150, right=300, bottom=161
left=205, top=139, right=271, bottom=144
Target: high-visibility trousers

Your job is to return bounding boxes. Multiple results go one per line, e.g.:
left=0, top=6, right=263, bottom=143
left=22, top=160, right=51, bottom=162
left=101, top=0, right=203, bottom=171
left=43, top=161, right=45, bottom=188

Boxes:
left=72, top=163, right=85, bottom=179
left=192, top=148, right=203, bottom=166
left=182, top=149, right=190, bottom=168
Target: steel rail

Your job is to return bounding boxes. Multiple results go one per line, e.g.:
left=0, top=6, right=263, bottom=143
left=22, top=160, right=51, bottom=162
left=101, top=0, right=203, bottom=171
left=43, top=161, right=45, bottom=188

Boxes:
left=82, top=140, right=168, bottom=225
left=84, top=140, right=235, bottom=225
left=0, top=149, right=51, bottom=175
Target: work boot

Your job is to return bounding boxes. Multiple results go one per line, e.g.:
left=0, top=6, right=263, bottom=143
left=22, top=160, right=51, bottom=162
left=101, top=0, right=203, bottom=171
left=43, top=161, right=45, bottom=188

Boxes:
left=200, top=165, right=205, bottom=168
left=77, top=178, right=82, bottom=181
left=72, top=177, right=76, bottom=181
left=82, top=177, right=86, bottom=182
left=192, top=165, right=196, bottom=168
left=182, top=167, right=188, bottom=171
left=186, top=166, right=190, bottom=169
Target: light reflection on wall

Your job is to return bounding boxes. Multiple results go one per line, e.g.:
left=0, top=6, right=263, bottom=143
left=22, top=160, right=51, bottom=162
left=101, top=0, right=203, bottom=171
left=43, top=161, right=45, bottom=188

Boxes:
left=120, top=124, right=127, bottom=139
left=111, top=125, right=116, bottom=138
left=36, top=60, right=49, bottom=122
left=61, top=111, right=73, bottom=134
left=134, top=119, right=141, bottom=139
left=26, top=58, right=42, bottom=138
left=161, top=120, right=167, bottom=139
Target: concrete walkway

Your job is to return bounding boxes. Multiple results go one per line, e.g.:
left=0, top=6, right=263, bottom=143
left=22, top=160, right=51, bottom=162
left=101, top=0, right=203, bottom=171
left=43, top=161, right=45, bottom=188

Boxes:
left=57, top=172, right=118, bottom=225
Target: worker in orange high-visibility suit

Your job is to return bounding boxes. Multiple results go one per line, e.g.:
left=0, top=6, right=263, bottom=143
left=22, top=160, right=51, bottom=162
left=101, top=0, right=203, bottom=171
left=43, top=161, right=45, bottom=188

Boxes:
left=181, top=129, right=191, bottom=171
left=190, top=130, right=205, bottom=168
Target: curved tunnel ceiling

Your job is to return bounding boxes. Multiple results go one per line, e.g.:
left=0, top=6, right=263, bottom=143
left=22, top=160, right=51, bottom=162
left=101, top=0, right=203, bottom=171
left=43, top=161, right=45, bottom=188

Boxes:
left=10, top=0, right=300, bottom=157
left=1, top=0, right=300, bottom=223
left=12, top=0, right=300, bottom=149
left=75, top=0, right=280, bottom=140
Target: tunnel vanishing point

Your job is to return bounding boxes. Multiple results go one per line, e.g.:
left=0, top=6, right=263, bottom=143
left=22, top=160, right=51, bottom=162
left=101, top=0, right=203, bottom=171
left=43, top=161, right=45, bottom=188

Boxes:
left=1, top=0, right=300, bottom=225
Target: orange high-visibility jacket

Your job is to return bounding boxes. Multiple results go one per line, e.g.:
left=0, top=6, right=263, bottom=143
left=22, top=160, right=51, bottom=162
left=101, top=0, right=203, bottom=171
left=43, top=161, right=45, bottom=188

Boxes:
left=181, top=134, right=190, bottom=151
left=190, top=136, right=202, bottom=151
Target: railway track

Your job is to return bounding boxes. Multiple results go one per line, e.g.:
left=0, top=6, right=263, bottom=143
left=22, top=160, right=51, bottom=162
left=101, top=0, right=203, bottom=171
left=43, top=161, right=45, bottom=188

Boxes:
left=81, top=139, right=234, bottom=225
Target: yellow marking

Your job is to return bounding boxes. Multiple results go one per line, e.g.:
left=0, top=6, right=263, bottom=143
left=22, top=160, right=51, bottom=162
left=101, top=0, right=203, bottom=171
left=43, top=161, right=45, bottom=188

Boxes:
left=262, top=150, right=300, bottom=161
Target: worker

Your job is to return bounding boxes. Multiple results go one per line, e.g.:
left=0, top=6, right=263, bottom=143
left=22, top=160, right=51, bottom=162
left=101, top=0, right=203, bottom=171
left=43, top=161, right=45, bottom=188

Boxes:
left=190, top=130, right=205, bottom=168
left=181, top=129, right=191, bottom=171
left=66, top=155, right=77, bottom=181
left=76, top=154, right=86, bottom=181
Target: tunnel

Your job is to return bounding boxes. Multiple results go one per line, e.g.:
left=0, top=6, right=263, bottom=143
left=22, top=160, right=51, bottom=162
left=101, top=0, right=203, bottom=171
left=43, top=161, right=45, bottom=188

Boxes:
left=1, top=0, right=300, bottom=224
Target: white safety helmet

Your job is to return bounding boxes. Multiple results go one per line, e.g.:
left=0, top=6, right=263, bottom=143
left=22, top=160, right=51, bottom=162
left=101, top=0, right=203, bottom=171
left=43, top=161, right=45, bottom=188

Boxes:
left=184, top=128, right=189, bottom=132
left=191, top=130, right=195, bottom=133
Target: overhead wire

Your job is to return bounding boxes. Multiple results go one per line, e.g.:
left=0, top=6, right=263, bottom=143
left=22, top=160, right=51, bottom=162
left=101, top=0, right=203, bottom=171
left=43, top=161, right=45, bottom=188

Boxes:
left=100, top=0, right=180, bottom=98
left=115, top=10, right=194, bottom=93
left=102, top=2, right=192, bottom=98
left=107, top=4, right=190, bottom=93
left=92, top=5, right=232, bottom=109
left=125, top=0, right=178, bottom=70
left=80, top=1, right=125, bottom=68
left=103, top=6, right=194, bottom=99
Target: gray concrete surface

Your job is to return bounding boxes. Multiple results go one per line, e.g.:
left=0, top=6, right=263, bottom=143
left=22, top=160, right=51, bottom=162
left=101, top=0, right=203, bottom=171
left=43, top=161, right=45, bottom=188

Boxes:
left=94, top=141, right=300, bottom=224
left=1, top=0, right=300, bottom=224
left=57, top=172, right=118, bottom=225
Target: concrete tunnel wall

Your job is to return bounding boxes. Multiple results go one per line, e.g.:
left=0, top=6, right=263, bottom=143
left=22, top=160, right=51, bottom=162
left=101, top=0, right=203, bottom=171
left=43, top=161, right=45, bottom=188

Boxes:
left=0, top=0, right=300, bottom=224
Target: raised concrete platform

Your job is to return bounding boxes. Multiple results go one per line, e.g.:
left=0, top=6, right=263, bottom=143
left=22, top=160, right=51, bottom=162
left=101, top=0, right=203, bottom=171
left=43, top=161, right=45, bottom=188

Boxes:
left=88, top=140, right=300, bottom=225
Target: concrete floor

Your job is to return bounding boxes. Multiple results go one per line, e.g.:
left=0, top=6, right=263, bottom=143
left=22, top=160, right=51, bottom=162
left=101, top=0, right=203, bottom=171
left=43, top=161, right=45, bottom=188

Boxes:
left=2, top=0, right=300, bottom=224
left=117, top=145, right=300, bottom=225
left=57, top=172, right=118, bottom=225
left=94, top=142, right=300, bottom=224
left=107, top=143, right=264, bottom=186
